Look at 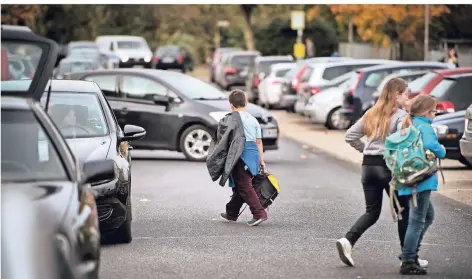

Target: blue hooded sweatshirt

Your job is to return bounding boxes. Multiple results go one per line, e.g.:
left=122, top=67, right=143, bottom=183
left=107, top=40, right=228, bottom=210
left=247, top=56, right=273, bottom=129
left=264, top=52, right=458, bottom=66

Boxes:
left=397, top=116, right=446, bottom=196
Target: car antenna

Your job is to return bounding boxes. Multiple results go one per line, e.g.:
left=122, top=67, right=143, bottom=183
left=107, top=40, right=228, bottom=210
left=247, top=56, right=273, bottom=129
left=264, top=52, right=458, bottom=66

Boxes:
left=44, top=76, right=53, bottom=113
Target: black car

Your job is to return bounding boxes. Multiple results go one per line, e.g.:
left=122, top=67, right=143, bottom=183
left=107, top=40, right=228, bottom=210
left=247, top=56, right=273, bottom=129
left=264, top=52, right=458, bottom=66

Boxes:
left=152, top=45, right=194, bottom=73
left=66, top=69, right=279, bottom=161
left=217, top=50, right=260, bottom=90
left=432, top=110, right=471, bottom=168
left=210, top=47, right=243, bottom=82
left=1, top=25, right=116, bottom=279
left=38, top=79, right=146, bottom=244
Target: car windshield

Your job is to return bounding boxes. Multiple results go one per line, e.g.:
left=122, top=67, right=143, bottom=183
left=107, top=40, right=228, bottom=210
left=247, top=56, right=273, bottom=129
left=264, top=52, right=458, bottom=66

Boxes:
left=1, top=41, right=42, bottom=83
left=69, top=43, right=98, bottom=50
left=408, top=71, right=438, bottom=92
left=327, top=71, right=355, bottom=85
left=232, top=55, right=257, bottom=67
left=156, top=46, right=179, bottom=56
left=117, top=40, right=144, bottom=49
left=57, top=61, right=94, bottom=74
left=429, top=79, right=455, bottom=99
left=163, top=73, right=227, bottom=100
left=40, top=92, right=108, bottom=138
left=259, top=60, right=293, bottom=75
left=1, top=109, right=68, bottom=183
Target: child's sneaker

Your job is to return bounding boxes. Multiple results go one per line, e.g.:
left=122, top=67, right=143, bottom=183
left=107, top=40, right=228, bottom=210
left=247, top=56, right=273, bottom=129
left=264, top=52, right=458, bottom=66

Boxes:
left=220, top=213, right=236, bottom=223
left=247, top=217, right=267, bottom=226
left=336, top=238, right=354, bottom=266
left=400, top=262, right=427, bottom=275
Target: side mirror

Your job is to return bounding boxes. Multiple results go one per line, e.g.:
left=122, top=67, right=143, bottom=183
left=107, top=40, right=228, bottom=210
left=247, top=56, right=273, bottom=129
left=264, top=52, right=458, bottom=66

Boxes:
left=153, top=94, right=170, bottom=106
left=121, top=124, right=146, bottom=142
left=82, top=159, right=115, bottom=185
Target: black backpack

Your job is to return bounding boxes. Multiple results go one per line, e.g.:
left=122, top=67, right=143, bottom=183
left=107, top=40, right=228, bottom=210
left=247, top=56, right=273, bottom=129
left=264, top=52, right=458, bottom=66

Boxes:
left=252, top=169, right=280, bottom=209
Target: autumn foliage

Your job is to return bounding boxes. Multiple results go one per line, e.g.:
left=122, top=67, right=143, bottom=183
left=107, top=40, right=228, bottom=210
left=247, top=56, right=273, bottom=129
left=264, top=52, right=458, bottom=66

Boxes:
left=326, top=4, right=449, bottom=47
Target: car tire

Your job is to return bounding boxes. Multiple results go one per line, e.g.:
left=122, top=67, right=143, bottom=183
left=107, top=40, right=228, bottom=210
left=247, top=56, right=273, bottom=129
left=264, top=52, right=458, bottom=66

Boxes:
left=113, top=194, right=132, bottom=244
left=180, top=124, right=213, bottom=162
left=459, top=156, right=472, bottom=169
left=326, top=107, right=351, bottom=130
left=181, top=66, right=186, bottom=73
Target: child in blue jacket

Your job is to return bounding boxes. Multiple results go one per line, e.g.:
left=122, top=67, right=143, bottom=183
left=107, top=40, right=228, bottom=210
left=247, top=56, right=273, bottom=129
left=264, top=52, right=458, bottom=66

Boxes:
left=398, top=95, right=446, bottom=275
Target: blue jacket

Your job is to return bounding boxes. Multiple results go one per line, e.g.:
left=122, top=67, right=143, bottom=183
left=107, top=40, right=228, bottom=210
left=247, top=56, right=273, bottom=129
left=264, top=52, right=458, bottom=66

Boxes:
left=397, top=116, right=446, bottom=196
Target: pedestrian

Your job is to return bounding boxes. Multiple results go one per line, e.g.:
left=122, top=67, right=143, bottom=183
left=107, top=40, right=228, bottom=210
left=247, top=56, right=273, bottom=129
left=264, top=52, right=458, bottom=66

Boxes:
left=397, top=95, right=446, bottom=275
left=439, top=47, right=459, bottom=68
left=206, top=89, right=268, bottom=226
left=335, top=78, right=427, bottom=268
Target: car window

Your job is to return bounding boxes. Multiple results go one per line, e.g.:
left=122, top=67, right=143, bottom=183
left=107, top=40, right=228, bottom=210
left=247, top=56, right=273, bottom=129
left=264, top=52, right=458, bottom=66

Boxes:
left=429, top=78, right=455, bottom=99
left=275, top=68, right=292, bottom=78
left=284, top=66, right=300, bottom=79
left=448, top=77, right=472, bottom=110
left=122, top=75, right=168, bottom=100
left=162, top=73, right=227, bottom=100
left=84, top=75, right=118, bottom=97
left=301, top=67, right=314, bottom=82
left=364, top=70, right=390, bottom=88
left=231, top=55, right=256, bottom=68
left=57, top=61, right=94, bottom=75
left=258, top=60, right=293, bottom=75
left=117, top=40, right=144, bottom=49
left=408, top=72, right=438, bottom=92
left=1, top=42, right=42, bottom=83
left=156, top=46, right=180, bottom=56
left=322, top=66, right=350, bottom=81
left=1, top=109, right=68, bottom=183
left=40, top=92, right=108, bottom=138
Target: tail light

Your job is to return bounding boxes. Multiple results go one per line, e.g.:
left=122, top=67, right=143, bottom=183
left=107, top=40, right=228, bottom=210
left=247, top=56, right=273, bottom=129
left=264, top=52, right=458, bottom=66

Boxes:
left=436, top=101, right=455, bottom=114
left=348, top=71, right=363, bottom=95
left=152, top=56, right=159, bottom=64
left=177, top=56, right=184, bottom=63
left=224, top=67, right=237, bottom=75
left=311, top=86, right=321, bottom=95
left=253, top=76, right=260, bottom=87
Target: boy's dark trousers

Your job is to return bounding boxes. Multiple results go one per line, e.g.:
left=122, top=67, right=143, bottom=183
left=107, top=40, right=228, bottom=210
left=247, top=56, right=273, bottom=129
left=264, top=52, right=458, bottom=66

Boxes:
left=226, top=160, right=267, bottom=220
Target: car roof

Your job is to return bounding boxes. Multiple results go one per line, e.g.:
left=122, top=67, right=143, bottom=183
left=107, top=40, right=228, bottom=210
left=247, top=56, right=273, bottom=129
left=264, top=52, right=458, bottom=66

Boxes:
left=271, top=62, right=296, bottom=70
left=96, top=35, right=145, bottom=41
left=308, top=59, right=400, bottom=69
left=229, top=50, right=261, bottom=57
left=60, top=57, right=95, bottom=63
left=68, top=41, right=97, bottom=46
left=1, top=96, right=32, bottom=110
left=434, top=67, right=472, bottom=76
left=446, top=73, right=472, bottom=79
left=358, top=61, right=451, bottom=73
left=255, top=55, right=293, bottom=62
left=384, top=70, right=429, bottom=79
left=46, top=79, right=99, bottom=92
left=1, top=25, right=32, bottom=32
left=70, top=68, right=183, bottom=80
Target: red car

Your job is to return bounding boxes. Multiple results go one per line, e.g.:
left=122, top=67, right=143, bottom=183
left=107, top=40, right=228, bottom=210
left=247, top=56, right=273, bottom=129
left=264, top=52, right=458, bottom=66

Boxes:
left=408, top=68, right=472, bottom=113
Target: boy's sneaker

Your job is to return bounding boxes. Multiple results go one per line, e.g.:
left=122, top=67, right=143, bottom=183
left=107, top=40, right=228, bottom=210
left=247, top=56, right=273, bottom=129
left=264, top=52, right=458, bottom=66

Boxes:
left=336, top=238, right=354, bottom=266
left=247, top=217, right=267, bottom=227
left=220, top=213, right=236, bottom=223
left=400, top=262, right=428, bottom=275
left=398, top=255, right=428, bottom=268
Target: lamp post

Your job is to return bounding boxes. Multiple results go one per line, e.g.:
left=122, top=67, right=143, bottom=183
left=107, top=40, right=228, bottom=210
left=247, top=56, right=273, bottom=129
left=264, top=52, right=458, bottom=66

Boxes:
left=424, top=4, right=430, bottom=61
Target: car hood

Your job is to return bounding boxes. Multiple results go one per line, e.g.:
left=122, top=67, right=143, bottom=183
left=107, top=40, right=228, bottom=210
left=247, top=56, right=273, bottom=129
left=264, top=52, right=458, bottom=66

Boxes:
left=65, top=136, right=111, bottom=165
left=196, top=99, right=272, bottom=117
left=433, top=110, right=466, bottom=124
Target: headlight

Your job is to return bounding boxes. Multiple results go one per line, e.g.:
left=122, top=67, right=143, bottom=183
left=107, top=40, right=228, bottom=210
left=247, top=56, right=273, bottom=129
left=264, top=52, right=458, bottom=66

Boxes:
left=144, top=56, right=151, bottom=62
left=209, top=111, right=229, bottom=122
left=121, top=56, right=129, bottom=62
left=432, top=124, right=448, bottom=138
left=55, top=233, right=71, bottom=260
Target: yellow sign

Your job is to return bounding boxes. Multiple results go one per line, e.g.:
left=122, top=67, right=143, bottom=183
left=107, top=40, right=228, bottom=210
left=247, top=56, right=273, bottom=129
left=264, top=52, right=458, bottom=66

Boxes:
left=291, top=11, right=305, bottom=30
left=294, top=43, right=306, bottom=58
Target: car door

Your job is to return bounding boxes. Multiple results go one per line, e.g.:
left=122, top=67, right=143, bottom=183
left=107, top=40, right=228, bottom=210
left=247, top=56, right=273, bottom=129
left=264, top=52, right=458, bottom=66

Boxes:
left=82, top=74, right=125, bottom=127
left=119, top=74, right=178, bottom=149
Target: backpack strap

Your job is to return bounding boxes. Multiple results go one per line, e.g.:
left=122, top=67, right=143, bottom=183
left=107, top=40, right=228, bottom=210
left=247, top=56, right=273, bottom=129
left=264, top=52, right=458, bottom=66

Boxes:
left=389, top=179, right=404, bottom=222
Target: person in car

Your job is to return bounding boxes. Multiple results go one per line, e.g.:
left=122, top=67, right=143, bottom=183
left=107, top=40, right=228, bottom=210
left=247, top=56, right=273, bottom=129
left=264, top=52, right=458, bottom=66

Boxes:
left=206, top=89, right=267, bottom=226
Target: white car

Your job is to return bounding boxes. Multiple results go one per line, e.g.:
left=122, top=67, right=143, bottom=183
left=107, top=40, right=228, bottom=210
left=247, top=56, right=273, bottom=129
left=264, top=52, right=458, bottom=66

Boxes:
left=258, top=63, right=297, bottom=108
left=95, top=35, right=153, bottom=68
left=304, top=78, right=352, bottom=130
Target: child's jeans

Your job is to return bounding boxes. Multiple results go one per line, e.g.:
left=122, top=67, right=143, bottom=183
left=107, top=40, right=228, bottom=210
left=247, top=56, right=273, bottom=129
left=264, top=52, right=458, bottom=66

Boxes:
left=401, top=190, right=435, bottom=263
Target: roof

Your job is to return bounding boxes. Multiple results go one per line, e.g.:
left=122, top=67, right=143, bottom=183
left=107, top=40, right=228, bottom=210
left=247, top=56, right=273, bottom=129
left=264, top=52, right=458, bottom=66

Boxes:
left=60, top=57, right=96, bottom=63
left=308, top=59, right=400, bottom=69
left=434, top=67, right=472, bottom=76
left=95, top=35, right=145, bottom=41
left=255, top=55, right=294, bottom=62
left=71, top=68, right=184, bottom=80
left=228, top=50, right=261, bottom=57
left=358, top=61, right=452, bottom=73
left=446, top=73, right=472, bottom=79
left=271, top=62, right=296, bottom=70
left=1, top=96, right=32, bottom=110
left=1, top=25, right=32, bottom=32
left=68, top=41, right=97, bottom=46
left=1, top=79, right=99, bottom=93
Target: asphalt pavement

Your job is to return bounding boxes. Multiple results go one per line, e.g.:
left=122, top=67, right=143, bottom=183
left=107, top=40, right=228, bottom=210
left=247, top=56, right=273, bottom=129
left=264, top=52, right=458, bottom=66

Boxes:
left=100, top=138, right=472, bottom=279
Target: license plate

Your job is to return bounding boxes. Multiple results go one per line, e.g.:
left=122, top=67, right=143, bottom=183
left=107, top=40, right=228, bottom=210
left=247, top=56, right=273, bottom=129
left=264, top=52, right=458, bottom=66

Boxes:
left=262, top=128, right=278, bottom=138
left=163, top=57, right=174, bottom=63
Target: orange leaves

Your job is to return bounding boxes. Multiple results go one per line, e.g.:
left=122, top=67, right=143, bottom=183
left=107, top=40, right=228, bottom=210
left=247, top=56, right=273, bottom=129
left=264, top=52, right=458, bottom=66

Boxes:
left=306, top=7, right=319, bottom=21
left=328, top=4, right=449, bottom=46
left=1, top=5, right=41, bottom=26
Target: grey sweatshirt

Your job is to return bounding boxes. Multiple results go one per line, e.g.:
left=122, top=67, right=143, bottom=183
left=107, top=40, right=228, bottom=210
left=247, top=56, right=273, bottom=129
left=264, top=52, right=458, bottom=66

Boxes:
left=345, top=109, right=408, bottom=156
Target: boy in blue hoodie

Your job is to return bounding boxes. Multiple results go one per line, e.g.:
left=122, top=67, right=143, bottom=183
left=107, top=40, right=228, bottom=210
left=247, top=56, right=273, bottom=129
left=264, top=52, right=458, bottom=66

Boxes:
left=398, top=95, right=446, bottom=275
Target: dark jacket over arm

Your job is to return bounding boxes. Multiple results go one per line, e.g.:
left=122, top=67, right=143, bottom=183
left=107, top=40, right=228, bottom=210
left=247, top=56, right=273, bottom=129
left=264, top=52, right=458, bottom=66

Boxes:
left=206, top=112, right=246, bottom=186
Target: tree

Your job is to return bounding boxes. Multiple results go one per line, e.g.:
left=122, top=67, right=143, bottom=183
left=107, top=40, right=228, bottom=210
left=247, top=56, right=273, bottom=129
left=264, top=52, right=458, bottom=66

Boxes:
left=240, top=4, right=258, bottom=50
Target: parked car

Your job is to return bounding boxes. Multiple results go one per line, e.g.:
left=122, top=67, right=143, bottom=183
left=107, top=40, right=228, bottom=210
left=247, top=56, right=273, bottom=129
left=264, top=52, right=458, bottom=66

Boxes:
left=210, top=47, right=243, bottom=82
left=407, top=67, right=472, bottom=99
left=428, top=73, right=472, bottom=114
left=294, top=59, right=399, bottom=115
left=68, top=41, right=99, bottom=52
left=66, top=69, right=279, bottom=161
left=341, top=61, right=453, bottom=123
left=258, top=62, right=297, bottom=109
left=431, top=110, right=471, bottom=168
left=460, top=105, right=472, bottom=167
left=96, top=35, right=153, bottom=68
left=152, top=45, right=194, bottom=73
left=2, top=25, right=111, bottom=279
left=55, top=57, right=102, bottom=79
left=304, top=77, right=354, bottom=130
left=214, top=50, right=260, bottom=90
left=38, top=79, right=146, bottom=244
left=370, top=71, right=429, bottom=106
left=245, top=55, right=294, bottom=103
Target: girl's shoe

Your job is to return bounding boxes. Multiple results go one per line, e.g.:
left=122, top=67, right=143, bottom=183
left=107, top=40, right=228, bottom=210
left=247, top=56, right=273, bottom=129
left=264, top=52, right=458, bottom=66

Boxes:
left=400, top=262, right=428, bottom=275
left=247, top=217, right=267, bottom=226
left=220, top=213, right=236, bottom=223
left=336, top=238, right=354, bottom=266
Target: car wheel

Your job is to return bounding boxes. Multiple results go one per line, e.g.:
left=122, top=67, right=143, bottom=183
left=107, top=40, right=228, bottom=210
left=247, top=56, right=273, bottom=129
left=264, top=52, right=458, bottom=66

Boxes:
left=459, top=156, right=472, bottom=169
left=181, top=66, right=186, bottom=73
left=113, top=194, right=132, bottom=244
left=326, top=107, right=351, bottom=130
left=180, top=125, right=213, bottom=162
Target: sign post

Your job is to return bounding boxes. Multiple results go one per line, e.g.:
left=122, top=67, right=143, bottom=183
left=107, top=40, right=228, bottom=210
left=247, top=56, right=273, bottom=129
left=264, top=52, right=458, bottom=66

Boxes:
left=291, top=11, right=306, bottom=60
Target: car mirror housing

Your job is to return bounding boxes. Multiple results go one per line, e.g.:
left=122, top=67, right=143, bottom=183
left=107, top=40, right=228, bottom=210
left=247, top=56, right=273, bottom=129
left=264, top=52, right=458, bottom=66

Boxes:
left=121, top=124, right=146, bottom=142
left=82, top=159, right=115, bottom=185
